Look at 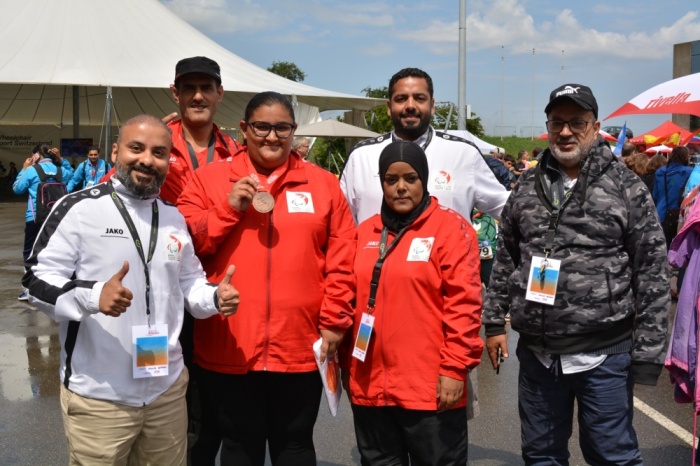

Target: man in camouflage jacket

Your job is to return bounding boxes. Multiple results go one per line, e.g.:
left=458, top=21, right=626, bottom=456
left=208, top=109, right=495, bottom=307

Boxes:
left=482, top=83, right=669, bottom=465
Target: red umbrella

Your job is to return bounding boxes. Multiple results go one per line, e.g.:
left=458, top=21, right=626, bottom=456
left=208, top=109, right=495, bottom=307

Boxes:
left=605, top=73, right=700, bottom=119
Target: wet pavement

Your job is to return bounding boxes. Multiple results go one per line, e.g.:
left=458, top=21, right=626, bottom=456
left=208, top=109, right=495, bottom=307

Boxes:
left=0, top=200, right=695, bottom=465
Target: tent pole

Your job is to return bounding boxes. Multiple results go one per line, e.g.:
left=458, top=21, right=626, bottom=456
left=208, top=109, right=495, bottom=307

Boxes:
left=73, top=86, right=79, bottom=138
left=104, top=86, right=113, bottom=160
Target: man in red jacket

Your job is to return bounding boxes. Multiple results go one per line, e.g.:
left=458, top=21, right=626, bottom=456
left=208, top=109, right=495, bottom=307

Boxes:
left=101, top=56, right=239, bottom=204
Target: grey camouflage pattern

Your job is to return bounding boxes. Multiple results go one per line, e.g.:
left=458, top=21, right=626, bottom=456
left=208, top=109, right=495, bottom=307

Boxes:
left=483, top=138, right=669, bottom=369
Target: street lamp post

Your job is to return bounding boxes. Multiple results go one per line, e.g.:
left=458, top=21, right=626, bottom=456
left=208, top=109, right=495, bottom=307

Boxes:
left=457, top=0, right=467, bottom=130
left=531, top=48, right=536, bottom=140
left=500, top=45, right=504, bottom=140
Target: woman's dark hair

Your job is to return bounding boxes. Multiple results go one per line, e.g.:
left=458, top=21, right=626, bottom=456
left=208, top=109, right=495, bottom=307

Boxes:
left=33, top=144, right=59, bottom=164
left=668, top=146, right=689, bottom=165
left=244, top=91, right=295, bottom=123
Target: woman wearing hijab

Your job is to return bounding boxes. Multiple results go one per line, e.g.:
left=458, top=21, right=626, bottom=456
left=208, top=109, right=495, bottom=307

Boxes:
left=345, top=140, right=483, bottom=465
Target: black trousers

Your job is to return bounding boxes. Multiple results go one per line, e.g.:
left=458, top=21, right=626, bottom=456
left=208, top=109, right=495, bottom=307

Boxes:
left=200, top=369, right=322, bottom=466
left=23, top=220, right=39, bottom=263
left=351, top=404, right=468, bottom=466
left=180, top=312, right=221, bottom=466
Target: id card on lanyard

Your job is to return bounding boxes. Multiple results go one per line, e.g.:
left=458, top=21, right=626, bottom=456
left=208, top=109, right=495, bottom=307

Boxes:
left=107, top=183, right=167, bottom=377
left=525, top=167, right=575, bottom=305
left=352, top=227, right=407, bottom=362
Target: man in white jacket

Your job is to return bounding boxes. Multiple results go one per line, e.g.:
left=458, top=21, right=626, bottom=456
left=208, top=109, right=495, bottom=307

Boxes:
left=340, top=67, right=510, bottom=225
left=23, top=114, right=240, bottom=465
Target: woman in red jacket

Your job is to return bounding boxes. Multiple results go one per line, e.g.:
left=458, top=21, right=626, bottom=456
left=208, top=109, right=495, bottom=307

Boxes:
left=177, top=92, right=356, bottom=466
left=347, top=140, right=483, bottom=465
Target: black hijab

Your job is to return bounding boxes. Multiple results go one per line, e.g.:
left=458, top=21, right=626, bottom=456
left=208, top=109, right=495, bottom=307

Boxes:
left=378, top=140, right=431, bottom=232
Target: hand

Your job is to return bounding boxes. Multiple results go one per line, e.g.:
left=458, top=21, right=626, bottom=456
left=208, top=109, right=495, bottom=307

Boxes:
left=162, top=112, right=178, bottom=125
left=49, top=147, right=62, bottom=163
left=216, top=265, right=240, bottom=317
left=436, top=375, right=464, bottom=411
left=319, top=328, right=344, bottom=364
left=486, top=334, right=508, bottom=370
left=23, top=157, right=33, bottom=169
left=228, top=176, right=258, bottom=212
left=99, top=261, right=133, bottom=317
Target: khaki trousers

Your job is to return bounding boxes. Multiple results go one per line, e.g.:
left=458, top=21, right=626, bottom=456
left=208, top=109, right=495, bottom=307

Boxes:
left=60, top=367, right=188, bottom=466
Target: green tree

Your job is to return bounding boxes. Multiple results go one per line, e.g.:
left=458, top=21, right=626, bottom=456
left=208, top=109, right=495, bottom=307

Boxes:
left=309, top=132, right=346, bottom=175
left=362, top=86, right=392, bottom=134
left=267, top=61, right=306, bottom=82
left=432, top=102, right=485, bottom=138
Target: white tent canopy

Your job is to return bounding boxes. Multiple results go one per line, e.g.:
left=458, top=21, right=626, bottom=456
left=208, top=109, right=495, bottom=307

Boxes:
left=296, top=120, right=379, bottom=139
left=0, top=0, right=382, bottom=128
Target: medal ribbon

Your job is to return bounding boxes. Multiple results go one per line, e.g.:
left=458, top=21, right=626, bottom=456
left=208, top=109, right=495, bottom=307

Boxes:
left=241, top=152, right=289, bottom=194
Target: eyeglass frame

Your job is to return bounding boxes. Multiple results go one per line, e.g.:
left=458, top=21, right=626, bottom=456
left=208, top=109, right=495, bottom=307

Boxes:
left=247, top=121, right=297, bottom=139
left=545, top=119, right=595, bottom=134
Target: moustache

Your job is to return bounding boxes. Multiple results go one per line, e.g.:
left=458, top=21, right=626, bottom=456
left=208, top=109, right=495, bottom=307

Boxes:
left=130, top=165, right=159, bottom=176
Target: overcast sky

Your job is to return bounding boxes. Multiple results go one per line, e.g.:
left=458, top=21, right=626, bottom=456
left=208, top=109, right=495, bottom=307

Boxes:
left=161, top=0, right=699, bottom=137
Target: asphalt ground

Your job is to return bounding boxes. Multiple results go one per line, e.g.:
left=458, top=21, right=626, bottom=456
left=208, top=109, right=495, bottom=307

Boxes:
left=0, top=200, right=695, bottom=465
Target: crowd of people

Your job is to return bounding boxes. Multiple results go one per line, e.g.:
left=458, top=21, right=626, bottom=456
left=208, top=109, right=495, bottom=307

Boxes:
left=13, top=58, right=698, bottom=465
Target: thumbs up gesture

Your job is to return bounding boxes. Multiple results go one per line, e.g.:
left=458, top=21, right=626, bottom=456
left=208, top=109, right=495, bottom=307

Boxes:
left=99, top=261, right=134, bottom=317
left=217, top=265, right=240, bottom=317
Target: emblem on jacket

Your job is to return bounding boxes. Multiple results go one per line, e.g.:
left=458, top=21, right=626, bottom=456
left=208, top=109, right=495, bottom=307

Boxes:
left=286, top=192, right=315, bottom=213
left=406, top=237, right=434, bottom=262
left=166, top=234, right=182, bottom=261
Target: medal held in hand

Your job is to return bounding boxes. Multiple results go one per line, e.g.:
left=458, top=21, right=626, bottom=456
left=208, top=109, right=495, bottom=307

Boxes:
left=252, top=190, right=275, bottom=213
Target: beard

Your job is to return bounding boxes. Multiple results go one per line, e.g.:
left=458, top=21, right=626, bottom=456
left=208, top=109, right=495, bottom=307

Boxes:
left=116, top=162, right=165, bottom=198
left=550, top=137, right=596, bottom=169
left=392, top=110, right=432, bottom=140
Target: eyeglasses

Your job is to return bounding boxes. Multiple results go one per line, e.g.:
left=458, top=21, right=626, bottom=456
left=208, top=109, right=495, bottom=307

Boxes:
left=545, top=119, right=593, bottom=134
left=247, top=121, right=296, bottom=139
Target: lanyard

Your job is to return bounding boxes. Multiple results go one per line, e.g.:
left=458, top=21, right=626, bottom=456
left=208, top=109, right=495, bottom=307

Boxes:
left=184, top=129, right=216, bottom=170
left=367, top=227, right=408, bottom=312
left=107, top=183, right=159, bottom=327
left=540, top=170, right=575, bottom=276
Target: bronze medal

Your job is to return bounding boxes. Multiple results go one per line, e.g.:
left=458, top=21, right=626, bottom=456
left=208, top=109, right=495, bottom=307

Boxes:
left=252, top=191, right=275, bottom=213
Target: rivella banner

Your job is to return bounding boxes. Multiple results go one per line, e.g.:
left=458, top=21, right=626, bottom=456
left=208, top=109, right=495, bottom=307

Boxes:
left=0, top=126, right=116, bottom=166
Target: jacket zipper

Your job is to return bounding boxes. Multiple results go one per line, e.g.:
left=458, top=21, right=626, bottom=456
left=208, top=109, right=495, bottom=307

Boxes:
left=263, top=211, right=274, bottom=371
left=380, top=233, right=391, bottom=406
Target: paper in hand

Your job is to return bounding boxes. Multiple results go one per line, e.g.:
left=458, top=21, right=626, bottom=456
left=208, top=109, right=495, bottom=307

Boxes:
left=313, top=337, right=342, bottom=416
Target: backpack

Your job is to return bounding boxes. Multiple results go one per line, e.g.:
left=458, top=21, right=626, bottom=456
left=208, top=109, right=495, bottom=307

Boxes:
left=33, top=163, right=68, bottom=225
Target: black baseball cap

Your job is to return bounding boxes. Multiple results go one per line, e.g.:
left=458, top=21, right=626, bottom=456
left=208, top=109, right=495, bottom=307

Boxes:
left=174, top=56, right=221, bottom=84
left=544, top=84, right=598, bottom=119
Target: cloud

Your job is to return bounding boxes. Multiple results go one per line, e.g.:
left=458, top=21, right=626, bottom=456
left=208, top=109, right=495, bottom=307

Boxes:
left=390, top=0, right=700, bottom=60
left=160, top=0, right=278, bottom=34
left=360, top=42, right=395, bottom=57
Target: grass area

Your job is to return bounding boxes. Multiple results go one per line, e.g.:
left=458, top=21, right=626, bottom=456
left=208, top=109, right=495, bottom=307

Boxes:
left=481, top=135, right=547, bottom=157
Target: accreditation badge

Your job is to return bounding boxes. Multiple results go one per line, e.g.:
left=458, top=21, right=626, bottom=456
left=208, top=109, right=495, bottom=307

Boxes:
left=132, top=324, right=169, bottom=378
left=352, top=313, right=375, bottom=362
left=525, top=255, right=561, bottom=305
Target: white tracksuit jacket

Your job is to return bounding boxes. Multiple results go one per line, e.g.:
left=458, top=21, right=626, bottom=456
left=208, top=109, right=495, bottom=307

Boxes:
left=23, top=179, right=219, bottom=407
left=340, top=127, right=511, bottom=224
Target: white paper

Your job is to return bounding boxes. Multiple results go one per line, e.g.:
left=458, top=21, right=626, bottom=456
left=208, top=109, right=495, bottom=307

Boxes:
left=313, top=337, right=342, bottom=416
